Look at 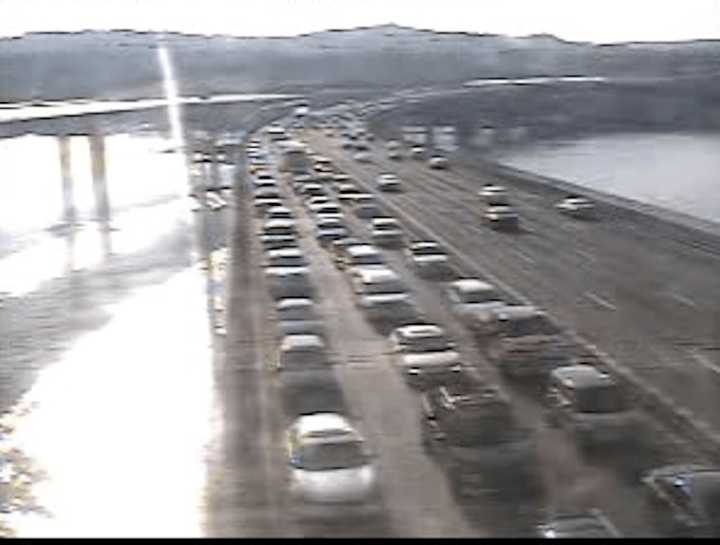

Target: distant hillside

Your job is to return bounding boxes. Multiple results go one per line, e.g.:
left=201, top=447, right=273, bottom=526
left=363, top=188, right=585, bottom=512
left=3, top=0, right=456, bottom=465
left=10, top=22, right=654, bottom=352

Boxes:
left=2, top=24, right=720, bottom=102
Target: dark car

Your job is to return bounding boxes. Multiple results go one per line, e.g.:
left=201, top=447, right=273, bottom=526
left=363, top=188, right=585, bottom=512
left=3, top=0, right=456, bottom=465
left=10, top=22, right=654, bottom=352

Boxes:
left=642, top=465, right=720, bottom=537
left=482, top=205, right=520, bottom=231
left=420, top=380, right=542, bottom=498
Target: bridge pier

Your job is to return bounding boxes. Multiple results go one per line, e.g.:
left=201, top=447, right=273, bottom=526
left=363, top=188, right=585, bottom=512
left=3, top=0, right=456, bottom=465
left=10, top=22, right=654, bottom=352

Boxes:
left=89, top=132, right=113, bottom=258
left=58, top=135, right=76, bottom=226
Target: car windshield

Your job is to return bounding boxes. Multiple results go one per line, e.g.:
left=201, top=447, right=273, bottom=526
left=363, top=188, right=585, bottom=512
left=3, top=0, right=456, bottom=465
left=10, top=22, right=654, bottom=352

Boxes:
left=296, top=440, right=368, bottom=471
left=412, top=246, right=443, bottom=256
left=353, top=254, right=385, bottom=266
left=365, top=280, right=405, bottom=294
left=375, top=223, right=400, bottom=231
left=502, top=316, right=559, bottom=337
left=268, top=255, right=306, bottom=267
left=264, top=226, right=295, bottom=236
left=461, top=290, right=499, bottom=304
left=282, top=348, right=327, bottom=369
left=405, top=335, right=452, bottom=352
left=278, top=307, right=315, bottom=321
left=576, top=385, right=626, bottom=413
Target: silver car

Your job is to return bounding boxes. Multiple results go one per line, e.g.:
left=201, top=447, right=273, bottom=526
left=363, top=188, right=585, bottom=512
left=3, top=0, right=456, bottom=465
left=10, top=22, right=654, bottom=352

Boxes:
left=275, top=298, right=324, bottom=338
left=389, top=324, right=462, bottom=388
left=286, top=413, right=382, bottom=520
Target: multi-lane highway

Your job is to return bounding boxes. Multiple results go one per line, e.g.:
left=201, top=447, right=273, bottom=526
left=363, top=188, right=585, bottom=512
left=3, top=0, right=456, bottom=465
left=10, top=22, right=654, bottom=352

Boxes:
left=209, top=124, right=720, bottom=537
left=307, top=129, right=720, bottom=435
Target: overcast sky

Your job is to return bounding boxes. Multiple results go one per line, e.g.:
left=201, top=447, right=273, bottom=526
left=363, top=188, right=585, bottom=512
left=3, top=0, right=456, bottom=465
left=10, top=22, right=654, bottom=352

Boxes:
left=1, top=0, right=719, bottom=43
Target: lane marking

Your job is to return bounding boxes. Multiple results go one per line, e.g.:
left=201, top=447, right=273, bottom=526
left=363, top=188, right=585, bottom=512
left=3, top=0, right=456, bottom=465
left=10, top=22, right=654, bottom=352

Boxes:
left=688, top=349, right=720, bottom=376
left=575, top=249, right=596, bottom=262
left=584, top=291, right=617, bottom=311
left=511, top=248, right=536, bottom=265
left=668, top=292, right=699, bottom=309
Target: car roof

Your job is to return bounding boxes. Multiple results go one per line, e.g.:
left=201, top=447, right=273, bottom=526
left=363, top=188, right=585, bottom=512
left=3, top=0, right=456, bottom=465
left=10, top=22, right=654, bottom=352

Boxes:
left=410, top=241, right=442, bottom=250
left=267, top=247, right=303, bottom=258
left=487, top=205, right=516, bottom=213
left=276, top=298, right=314, bottom=310
left=372, top=217, right=399, bottom=225
left=492, top=305, right=541, bottom=320
left=347, top=244, right=381, bottom=256
left=264, top=219, right=296, bottom=227
left=293, top=413, right=358, bottom=441
left=317, top=217, right=344, bottom=225
left=280, top=334, right=326, bottom=351
left=551, top=364, right=616, bottom=389
left=395, top=324, right=446, bottom=338
left=451, top=278, right=496, bottom=293
left=354, top=267, right=398, bottom=282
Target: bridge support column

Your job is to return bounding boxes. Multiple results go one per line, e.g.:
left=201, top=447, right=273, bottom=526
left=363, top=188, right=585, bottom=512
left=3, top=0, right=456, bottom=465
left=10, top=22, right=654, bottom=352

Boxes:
left=58, top=135, right=76, bottom=225
left=89, top=133, right=113, bottom=257
left=89, top=133, right=111, bottom=225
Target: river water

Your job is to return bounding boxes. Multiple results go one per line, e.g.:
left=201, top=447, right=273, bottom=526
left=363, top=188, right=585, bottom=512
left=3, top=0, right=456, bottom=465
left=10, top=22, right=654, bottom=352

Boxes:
left=0, top=132, right=219, bottom=536
left=492, top=132, right=720, bottom=226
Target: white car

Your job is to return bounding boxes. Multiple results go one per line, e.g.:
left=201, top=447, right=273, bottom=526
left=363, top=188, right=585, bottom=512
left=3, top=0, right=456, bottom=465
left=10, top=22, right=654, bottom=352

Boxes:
left=446, top=279, right=506, bottom=331
left=376, top=173, right=403, bottom=193
left=406, top=241, right=453, bottom=279
left=266, top=206, right=294, bottom=221
left=286, top=413, right=382, bottom=520
left=264, top=247, right=308, bottom=271
left=556, top=195, right=596, bottom=219
left=275, top=298, right=324, bottom=338
left=311, top=203, right=344, bottom=222
left=428, top=156, right=448, bottom=169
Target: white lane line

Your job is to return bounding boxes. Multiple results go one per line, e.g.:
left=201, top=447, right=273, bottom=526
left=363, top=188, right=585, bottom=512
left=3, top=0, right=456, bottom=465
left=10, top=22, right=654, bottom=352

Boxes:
left=511, top=248, right=536, bottom=265
left=584, top=291, right=617, bottom=311
left=575, top=249, right=596, bottom=262
left=688, top=349, right=720, bottom=376
left=668, top=292, right=699, bottom=309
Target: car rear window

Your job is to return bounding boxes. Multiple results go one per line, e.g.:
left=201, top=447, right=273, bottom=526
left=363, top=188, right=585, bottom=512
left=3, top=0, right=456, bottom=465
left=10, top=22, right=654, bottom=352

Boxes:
left=281, top=348, right=327, bottom=370
left=576, top=385, right=626, bottom=413
left=502, top=316, right=559, bottom=337
left=364, top=280, right=405, bottom=294
left=296, top=441, right=367, bottom=471
left=405, top=335, right=452, bottom=352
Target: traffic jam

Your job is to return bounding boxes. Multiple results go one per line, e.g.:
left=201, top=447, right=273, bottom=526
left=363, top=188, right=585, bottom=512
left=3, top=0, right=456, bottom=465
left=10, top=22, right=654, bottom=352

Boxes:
left=224, top=117, right=720, bottom=538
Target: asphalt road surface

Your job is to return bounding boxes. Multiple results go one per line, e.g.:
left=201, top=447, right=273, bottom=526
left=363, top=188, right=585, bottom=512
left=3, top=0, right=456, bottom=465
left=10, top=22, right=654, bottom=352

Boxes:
left=208, top=130, right=716, bottom=537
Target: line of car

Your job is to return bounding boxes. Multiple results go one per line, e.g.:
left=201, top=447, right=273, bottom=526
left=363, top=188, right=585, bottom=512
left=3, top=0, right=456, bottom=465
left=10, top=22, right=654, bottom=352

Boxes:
left=317, top=121, right=720, bottom=537
left=240, top=125, right=720, bottom=536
